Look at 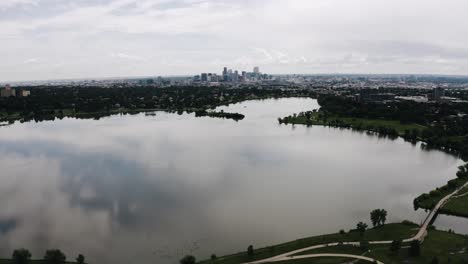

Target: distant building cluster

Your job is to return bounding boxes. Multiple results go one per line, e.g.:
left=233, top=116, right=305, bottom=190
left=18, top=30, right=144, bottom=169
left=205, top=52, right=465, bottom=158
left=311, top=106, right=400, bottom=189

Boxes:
left=193, top=66, right=272, bottom=84
left=0, top=84, right=30, bottom=98
left=353, top=87, right=466, bottom=104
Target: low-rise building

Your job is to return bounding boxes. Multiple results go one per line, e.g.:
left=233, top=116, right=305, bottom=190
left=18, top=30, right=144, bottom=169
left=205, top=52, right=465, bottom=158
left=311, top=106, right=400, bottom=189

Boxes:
left=0, top=85, right=16, bottom=97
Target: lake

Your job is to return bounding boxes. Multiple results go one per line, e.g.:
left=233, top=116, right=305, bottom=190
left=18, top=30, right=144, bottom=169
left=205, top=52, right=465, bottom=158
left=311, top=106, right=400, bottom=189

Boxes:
left=0, top=98, right=464, bottom=264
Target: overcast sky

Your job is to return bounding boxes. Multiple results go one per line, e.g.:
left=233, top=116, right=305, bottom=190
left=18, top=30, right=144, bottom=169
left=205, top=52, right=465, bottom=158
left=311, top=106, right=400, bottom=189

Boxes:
left=1, top=0, right=468, bottom=81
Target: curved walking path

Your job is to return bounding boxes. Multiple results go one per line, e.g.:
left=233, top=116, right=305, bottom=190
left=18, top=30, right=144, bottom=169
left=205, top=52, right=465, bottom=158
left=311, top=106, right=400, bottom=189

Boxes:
left=274, top=253, right=384, bottom=264
left=244, top=181, right=468, bottom=264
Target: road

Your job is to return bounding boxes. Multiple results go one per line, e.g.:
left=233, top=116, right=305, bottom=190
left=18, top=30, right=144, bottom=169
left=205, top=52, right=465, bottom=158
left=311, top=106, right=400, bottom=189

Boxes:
left=243, top=181, right=468, bottom=264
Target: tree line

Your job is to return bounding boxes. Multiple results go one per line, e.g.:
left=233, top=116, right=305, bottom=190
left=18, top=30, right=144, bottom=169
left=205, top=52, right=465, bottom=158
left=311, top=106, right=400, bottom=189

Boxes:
left=11, top=248, right=84, bottom=264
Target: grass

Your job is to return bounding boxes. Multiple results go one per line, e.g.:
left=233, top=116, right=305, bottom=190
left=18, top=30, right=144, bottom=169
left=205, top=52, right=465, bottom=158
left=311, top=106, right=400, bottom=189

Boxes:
left=443, top=191, right=468, bottom=217
left=0, top=261, right=79, bottom=264
left=292, top=245, right=365, bottom=256
left=276, top=229, right=468, bottom=264
left=273, top=257, right=356, bottom=264
left=282, top=112, right=424, bottom=136
left=198, top=222, right=418, bottom=264
left=414, top=178, right=468, bottom=212
left=364, top=229, right=468, bottom=264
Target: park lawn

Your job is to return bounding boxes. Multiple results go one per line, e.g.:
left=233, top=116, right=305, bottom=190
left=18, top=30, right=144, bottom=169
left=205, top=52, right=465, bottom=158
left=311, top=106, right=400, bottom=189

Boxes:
left=443, top=192, right=468, bottom=218
left=364, top=229, right=468, bottom=264
left=285, top=229, right=468, bottom=264
left=292, top=245, right=365, bottom=256
left=198, top=223, right=418, bottom=264
left=274, top=257, right=356, bottom=264
left=285, top=112, right=424, bottom=135
left=415, top=178, right=468, bottom=212
left=335, top=116, right=424, bottom=135
left=0, top=261, right=79, bottom=264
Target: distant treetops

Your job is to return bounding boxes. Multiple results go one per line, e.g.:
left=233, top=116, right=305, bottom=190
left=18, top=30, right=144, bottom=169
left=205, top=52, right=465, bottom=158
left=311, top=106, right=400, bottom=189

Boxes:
left=11, top=248, right=85, bottom=264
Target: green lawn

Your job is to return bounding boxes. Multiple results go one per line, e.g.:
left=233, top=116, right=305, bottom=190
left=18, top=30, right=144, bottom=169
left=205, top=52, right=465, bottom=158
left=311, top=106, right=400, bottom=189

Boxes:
left=273, top=257, right=356, bottom=264
left=281, top=112, right=424, bottom=136
left=292, top=245, right=365, bottom=256
left=443, top=191, right=468, bottom=217
left=198, top=222, right=418, bottom=264
left=0, top=261, right=79, bottom=264
left=283, top=229, right=468, bottom=264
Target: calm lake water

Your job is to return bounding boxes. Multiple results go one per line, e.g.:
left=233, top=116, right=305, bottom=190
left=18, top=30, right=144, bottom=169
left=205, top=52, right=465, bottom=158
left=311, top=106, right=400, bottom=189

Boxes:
left=0, top=98, right=464, bottom=264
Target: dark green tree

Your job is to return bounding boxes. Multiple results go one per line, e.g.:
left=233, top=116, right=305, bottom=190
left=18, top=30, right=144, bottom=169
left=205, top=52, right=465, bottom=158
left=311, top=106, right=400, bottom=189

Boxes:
left=44, top=249, right=66, bottom=264
left=76, top=254, right=85, bottom=264
left=431, top=256, right=439, bottom=264
left=370, top=210, right=380, bottom=227
left=210, top=254, right=217, bottom=261
left=380, top=209, right=387, bottom=225
left=180, top=255, right=196, bottom=264
left=247, top=245, right=254, bottom=257
left=12, top=249, right=32, bottom=264
left=359, top=240, right=370, bottom=251
left=389, top=239, right=402, bottom=255
left=356, top=222, right=368, bottom=236
left=408, top=240, right=421, bottom=257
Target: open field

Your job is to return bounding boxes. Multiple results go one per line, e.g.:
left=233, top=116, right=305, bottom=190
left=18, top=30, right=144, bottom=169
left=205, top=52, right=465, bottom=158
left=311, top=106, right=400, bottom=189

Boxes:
left=198, top=223, right=418, bottom=264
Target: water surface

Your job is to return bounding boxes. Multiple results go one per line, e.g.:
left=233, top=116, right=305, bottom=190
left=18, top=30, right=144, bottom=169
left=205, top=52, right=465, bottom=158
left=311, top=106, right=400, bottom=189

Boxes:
left=0, top=98, right=462, bottom=263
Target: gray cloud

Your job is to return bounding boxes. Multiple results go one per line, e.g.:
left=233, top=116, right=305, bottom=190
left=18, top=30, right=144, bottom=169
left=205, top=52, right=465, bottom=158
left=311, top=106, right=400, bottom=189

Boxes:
left=1, top=0, right=468, bottom=81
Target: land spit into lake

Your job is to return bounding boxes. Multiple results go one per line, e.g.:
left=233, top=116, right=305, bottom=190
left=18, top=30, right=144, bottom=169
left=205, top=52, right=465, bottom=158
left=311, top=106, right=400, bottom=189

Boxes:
left=279, top=94, right=468, bottom=220
left=0, top=94, right=466, bottom=264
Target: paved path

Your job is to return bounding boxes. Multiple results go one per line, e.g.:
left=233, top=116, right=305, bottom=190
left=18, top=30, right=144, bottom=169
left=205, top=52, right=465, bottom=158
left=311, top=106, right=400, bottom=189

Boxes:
left=271, top=253, right=384, bottom=264
left=243, top=181, right=468, bottom=264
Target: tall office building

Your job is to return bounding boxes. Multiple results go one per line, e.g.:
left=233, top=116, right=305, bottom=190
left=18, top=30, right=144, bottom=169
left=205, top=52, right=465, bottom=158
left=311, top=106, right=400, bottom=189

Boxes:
left=223, top=67, right=228, bottom=82
left=253, top=66, right=260, bottom=74
left=433, top=87, right=445, bottom=101
left=233, top=71, right=239, bottom=82
left=201, top=73, right=208, bottom=82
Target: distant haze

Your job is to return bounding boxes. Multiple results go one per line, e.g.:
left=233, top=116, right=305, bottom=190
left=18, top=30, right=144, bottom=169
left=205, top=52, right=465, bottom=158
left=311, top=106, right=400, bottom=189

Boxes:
left=1, top=0, right=468, bottom=82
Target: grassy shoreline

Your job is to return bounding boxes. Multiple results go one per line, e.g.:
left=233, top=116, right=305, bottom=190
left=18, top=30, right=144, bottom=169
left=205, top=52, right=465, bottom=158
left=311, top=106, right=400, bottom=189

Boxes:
left=198, top=222, right=468, bottom=264
left=280, top=110, right=468, bottom=220
left=198, top=222, right=419, bottom=264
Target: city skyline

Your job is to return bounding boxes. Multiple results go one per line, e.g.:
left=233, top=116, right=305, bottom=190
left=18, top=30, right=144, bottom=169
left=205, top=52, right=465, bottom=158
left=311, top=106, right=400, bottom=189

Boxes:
left=1, top=0, right=468, bottom=82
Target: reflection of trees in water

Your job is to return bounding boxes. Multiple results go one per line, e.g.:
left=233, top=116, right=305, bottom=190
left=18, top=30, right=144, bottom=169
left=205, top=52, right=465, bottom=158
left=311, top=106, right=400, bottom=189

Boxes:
left=153, top=238, right=208, bottom=260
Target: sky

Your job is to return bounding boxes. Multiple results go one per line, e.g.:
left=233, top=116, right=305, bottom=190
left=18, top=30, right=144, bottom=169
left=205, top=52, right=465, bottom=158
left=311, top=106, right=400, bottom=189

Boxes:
left=1, top=0, right=468, bottom=82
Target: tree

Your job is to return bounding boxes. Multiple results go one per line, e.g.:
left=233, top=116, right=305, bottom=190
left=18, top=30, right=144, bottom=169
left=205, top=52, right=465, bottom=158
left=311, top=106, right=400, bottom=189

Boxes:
left=247, top=245, right=254, bottom=257
left=390, top=239, right=402, bottom=255
left=356, top=222, right=368, bottom=236
left=180, top=255, right=196, bottom=264
left=370, top=210, right=380, bottom=227
left=431, top=256, right=439, bottom=264
left=380, top=209, right=387, bottom=225
left=76, top=254, right=85, bottom=264
left=370, top=209, right=388, bottom=227
left=12, top=249, right=32, bottom=264
left=44, top=249, right=66, bottom=264
left=359, top=240, right=370, bottom=251
left=210, top=254, right=217, bottom=261
left=408, top=240, right=421, bottom=257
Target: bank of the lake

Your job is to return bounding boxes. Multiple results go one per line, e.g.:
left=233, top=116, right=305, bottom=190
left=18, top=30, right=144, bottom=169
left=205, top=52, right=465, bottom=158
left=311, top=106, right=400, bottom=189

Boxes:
left=198, top=222, right=468, bottom=264
left=0, top=98, right=462, bottom=264
left=279, top=97, right=468, bottom=222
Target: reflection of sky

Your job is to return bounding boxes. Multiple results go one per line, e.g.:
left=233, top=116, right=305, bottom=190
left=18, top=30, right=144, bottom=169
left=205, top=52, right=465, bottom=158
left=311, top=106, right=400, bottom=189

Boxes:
left=0, top=98, right=463, bottom=264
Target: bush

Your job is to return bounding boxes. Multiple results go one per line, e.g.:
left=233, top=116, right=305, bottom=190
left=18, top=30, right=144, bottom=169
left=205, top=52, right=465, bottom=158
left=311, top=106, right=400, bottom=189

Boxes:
left=408, top=240, right=421, bottom=257
left=12, top=249, right=32, bottom=264
left=180, top=255, right=196, bottom=264
left=76, top=254, right=85, bottom=264
left=247, top=245, right=254, bottom=256
left=44, top=249, right=66, bottom=264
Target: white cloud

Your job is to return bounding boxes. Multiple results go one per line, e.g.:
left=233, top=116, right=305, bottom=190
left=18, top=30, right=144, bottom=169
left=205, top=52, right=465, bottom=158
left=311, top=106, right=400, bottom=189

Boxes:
left=23, top=58, right=39, bottom=64
left=0, top=0, right=38, bottom=9
left=1, top=0, right=468, bottom=81
left=110, top=52, right=144, bottom=61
